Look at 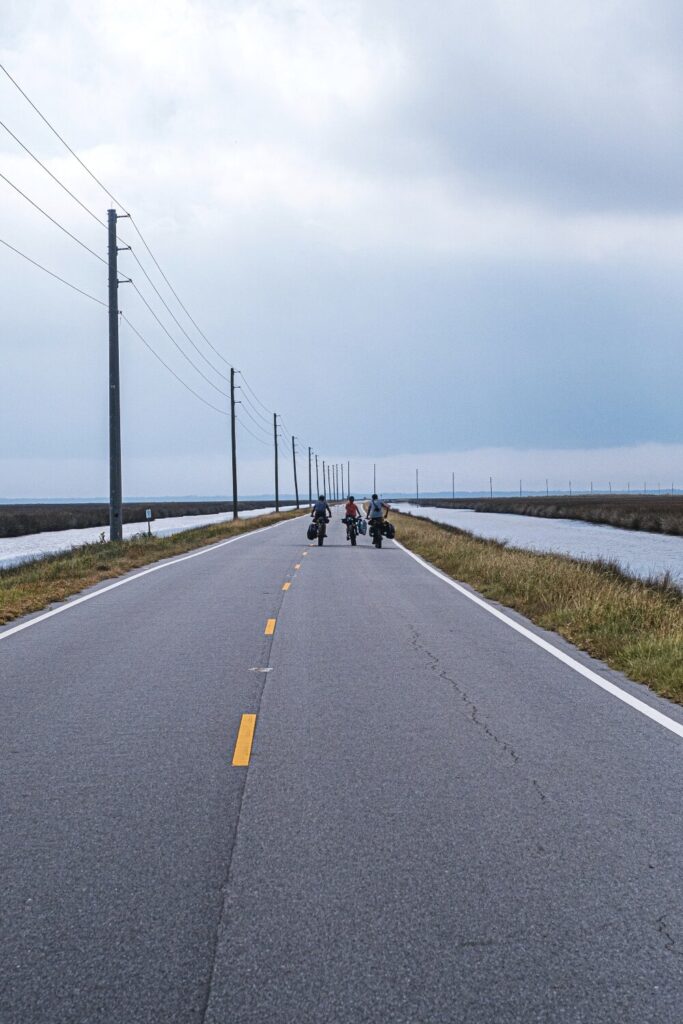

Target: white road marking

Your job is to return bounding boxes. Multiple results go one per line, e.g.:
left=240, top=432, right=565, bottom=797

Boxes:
left=0, top=519, right=294, bottom=644
left=394, top=540, right=683, bottom=741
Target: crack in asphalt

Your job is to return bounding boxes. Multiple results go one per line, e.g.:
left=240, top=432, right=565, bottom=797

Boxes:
left=407, top=624, right=548, bottom=803
left=199, top=581, right=289, bottom=1022
left=656, top=915, right=683, bottom=957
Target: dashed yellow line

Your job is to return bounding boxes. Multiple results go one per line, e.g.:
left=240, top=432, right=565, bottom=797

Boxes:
left=265, top=618, right=277, bottom=636
left=294, top=563, right=301, bottom=570
left=282, top=582, right=291, bottom=591
left=302, top=552, right=308, bottom=556
left=232, top=713, right=257, bottom=766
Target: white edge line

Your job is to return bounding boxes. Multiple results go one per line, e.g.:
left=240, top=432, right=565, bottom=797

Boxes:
left=393, top=539, right=683, bottom=741
left=0, top=518, right=294, bottom=643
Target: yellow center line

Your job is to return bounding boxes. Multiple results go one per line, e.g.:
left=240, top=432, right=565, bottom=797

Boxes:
left=302, top=552, right=308, bottom=556
left=294, top=563, right=301, bottom=570
left=232, top=713, right=257, bottom=766
left=264, top=617, right=277, bottom=635
left=282, top=582, right=291, bottom=591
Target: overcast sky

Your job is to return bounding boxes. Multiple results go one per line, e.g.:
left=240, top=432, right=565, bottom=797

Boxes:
left=1, top=0, right=682, bottom=498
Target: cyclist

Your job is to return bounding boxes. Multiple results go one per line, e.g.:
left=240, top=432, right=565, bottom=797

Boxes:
left=311, top=494, right=332, bottom=546
left=366, top=493, right=389, bottom=546
left=344, top=495, right=361, bottom=521
left=366, top=493, right=387, bottom=522
left=312, top=494, right=331, bottom=523
left=343, top=495, right=362, bottom=544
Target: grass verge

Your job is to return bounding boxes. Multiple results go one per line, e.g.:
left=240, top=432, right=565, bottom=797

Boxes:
left=395, top=512, right=683, bottom=704
left=0, top=509, right=303, bottom=628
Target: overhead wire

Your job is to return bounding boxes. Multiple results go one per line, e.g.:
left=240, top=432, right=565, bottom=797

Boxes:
left=235, top=413, right=272, bottom=447
left=0, top=62, right=231, bottom=372
left=239, top=373, right=273, bottom=416
left=238, top=401, right=273, bottom=439
left=0, top=170, right=106, bottom=264
left=128, top=248, right=230, bottom=380
left=0, top=112, right=230, bottom=395
left=121, top=314, right=228, bottom=416
left=0, top=115, right=225, bottom=389
left=0, top=119, right=107, bottom=228
left=0, top=62, right=125, bottom=209
left=1, top=120, right=234, bottom=412
left=238, top=386, right=272, bottom=425
left=0, top=235, right=106, bottom=307
left=0, top=63, right=313, bottom=454
left=129, top=281, right=229, bottom=399
left=127, top=216, right=232, bottom=369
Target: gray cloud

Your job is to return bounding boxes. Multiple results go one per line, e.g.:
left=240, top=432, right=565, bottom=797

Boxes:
left=1, top=0, right=682, bottom=498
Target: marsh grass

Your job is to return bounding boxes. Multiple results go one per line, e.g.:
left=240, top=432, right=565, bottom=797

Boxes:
left=413, top=494, right=683, bottom=536
left=0, top=500, right=296, bottom=538
left=396, top=512, right=683, bottom=703
left=0, top=509, right=303, bottom=627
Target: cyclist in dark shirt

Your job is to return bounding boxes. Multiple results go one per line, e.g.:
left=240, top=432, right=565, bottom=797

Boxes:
left=312, top=495, right=331, bottom=521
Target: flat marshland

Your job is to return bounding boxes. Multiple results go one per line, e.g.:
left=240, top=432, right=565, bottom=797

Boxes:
left=396, top=512, right=683, bottom=703
left=410, top=494, right=683, bottom=536
left=0, top=500, right=294, bottom=538
left=0, top=509, right=302, bottom=627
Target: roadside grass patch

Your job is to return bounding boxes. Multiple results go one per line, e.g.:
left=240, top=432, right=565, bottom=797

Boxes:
left=0, top=510, right=303, bottom=627
left=395, top=512, right=683, bottom=704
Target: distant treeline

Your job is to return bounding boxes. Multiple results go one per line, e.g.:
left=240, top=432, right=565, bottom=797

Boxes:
left=404, top=494, right=683, bottom=537
left=0, top=501, right=295, bottom=538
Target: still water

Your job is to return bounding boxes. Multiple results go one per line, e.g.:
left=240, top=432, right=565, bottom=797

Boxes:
left=394, top=504, right=683, bottom=585
left=0, top=507, right=293, bottom=571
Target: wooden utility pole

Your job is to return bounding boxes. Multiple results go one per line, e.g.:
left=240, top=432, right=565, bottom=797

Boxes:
left=315, top=454, right=320, bottom=495
left=230, top=367, right=238, bottom=519
left=291, top=436, right=299, bottom=509
left=273, top=413, right=280, bottom=512
left=107, top=209, right=123, bottom=541
left=308, top=447, right=312, bottom=507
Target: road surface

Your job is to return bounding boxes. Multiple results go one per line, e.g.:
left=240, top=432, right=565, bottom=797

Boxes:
left=1, top=514, right=682, bottom=1023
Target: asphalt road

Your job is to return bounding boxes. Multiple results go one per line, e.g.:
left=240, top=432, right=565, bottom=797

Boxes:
left=1, top=513, right=682, bottom=1023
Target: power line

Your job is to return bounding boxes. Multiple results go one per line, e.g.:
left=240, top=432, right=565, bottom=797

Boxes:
left=278, top=415, right=293, bottom=438
left=239, top=386, right=272, bottom=424
left=128, top=248, right=230, bottom=380
left=238, top=401, right=273, bottom=438
left=0, top=170, right=107, bottom=265
left=239, top=372, right=273, bottom=415
left=121, top=314, right=227, bottom=416
left=129, top=281, right=230, bottom=399
left=236, top=412, right=272, bottom=447
left=0, top=62, right=125, bottom=209
left=0, top=63, right=231, bottom=372
left=0, top=118, right=106, bottom=228
left=0, top=63, right=311, bottom=455
left=128, top=216, right=232, bottom=368
left=0, top=235, right=107, bottom=306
